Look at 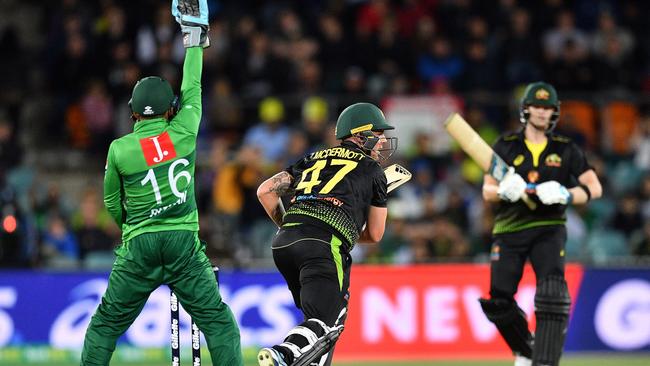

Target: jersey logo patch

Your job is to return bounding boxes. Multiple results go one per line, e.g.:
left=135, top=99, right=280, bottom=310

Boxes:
left=535, top=88, right=550, bottom=100
left=513, top=154, right=525, bottom=166
left=545, top=153, right=562, bottom=167
left=490, top=244, right=500, bottom=261
left=140, top=131, right=177, bottom=166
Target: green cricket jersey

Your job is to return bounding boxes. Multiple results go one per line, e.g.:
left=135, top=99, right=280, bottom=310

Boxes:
left=104, top=48, right=203, bottom=242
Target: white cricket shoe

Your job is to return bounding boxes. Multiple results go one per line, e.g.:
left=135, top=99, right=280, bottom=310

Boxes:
left=258, top=347, right=288, bottom=366
left=514, top=354, right=532, bottom=366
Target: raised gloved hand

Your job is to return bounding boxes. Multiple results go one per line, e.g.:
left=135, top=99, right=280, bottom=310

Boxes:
left=172, top=0, right=210, bottom=48
left=497, top=167, right=527, bottom=202
left=536, top=180, right=572, bottom=205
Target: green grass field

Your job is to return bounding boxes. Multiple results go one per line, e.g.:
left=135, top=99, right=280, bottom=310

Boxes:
left=3, top=354, right=649, bottom=366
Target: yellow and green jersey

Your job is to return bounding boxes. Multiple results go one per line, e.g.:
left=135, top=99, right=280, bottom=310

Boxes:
left=104, top=48, right=203, bottom=242
left=491, top=130, right=592, bottom=234
left=283, top=141, right=388, bottom=248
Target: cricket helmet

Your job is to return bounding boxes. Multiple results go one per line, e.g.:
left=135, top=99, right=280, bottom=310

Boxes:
left=335, top=102, right=394, bottom=139
left=519, top=81, right=561, bottom=130
left=335, top=102, right=397, bottom=160
left=129, top=76, right=178, bottom=118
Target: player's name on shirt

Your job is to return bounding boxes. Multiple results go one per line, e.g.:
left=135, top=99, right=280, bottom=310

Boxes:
left=309, top=147, right=365, bottom=161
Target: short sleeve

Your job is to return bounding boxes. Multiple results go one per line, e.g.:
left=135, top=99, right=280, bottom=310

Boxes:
left=568, top=142, right=592, bottom=178
left=284, top=156, right=305, bottom=178
left=371, top=164, right=388, bottom=207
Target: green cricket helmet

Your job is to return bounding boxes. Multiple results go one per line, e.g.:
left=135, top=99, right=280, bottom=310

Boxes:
left=128, top=76, right=178, bottom=119
left=519, top=81, right=561, bottom=130
left=335, top=102, right=397, bottom=160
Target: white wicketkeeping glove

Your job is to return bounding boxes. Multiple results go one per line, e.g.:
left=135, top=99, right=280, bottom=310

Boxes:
left=497, top=167, right=527, bottom=202
left=536, top=180, right=572, bottom=205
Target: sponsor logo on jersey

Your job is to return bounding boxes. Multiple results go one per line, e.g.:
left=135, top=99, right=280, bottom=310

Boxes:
left=526, top=170, right=539, bottom=194
left=490, top=244, right=500, bottom=261
left=513, top=154, right=525, bottom=166
left=140, top=131, right=177, bottom=166
left=545, top=153, right=562, bottom=167
left=294, top=194, right=344, bottom=207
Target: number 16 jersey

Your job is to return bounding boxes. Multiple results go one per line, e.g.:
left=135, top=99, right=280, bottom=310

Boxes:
left=103, top=48, right=203, bottom=242
left=283, top=141, right=388, bottom=249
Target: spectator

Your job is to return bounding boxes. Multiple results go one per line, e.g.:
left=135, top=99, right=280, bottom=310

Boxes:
left=499, top=7, right=543, bottom=87
left=593, top=35, right=637, bottom=91
left=136, top=3, right=178, bottom=66
left=41, top=214, right=79, bottom=264
left=300, top=96, right=329, bottom=149
left=317, top=14, right=349, bottom=92
left=638, top=174, right=650, bottom=221
left=549, top=39, right=594, bottom=91
left=72, top=188, right=115, bottom=260
left=417, top=37, right=464, bottom=89
left=630, top=221, right=650, bottom=256
left=0, top=113, right=22, bottom=181
left=80, top=79, right=114, bottom=153
left=456, top=40, right=496, bottom=92
left=610, top=192, right=643, bottom=238
left=632, top=114, right=650, bottom=171
left=543, top=9, right=590, bottom=62
left=239, top=32, right=291, bottom=97
left=242, top=97, right=292, bottom=166
left=592, top=12, right=635, bottom=59
left=207, top=78, right=243, bottom=140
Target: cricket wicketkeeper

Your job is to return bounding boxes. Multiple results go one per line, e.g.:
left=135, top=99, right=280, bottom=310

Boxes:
left=80, top=1, right=242, bottom=365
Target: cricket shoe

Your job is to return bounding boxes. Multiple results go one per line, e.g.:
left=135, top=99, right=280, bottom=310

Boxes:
left=514, top=354, right=532, bottom=366
left=258, top=347, right=288, bottom=366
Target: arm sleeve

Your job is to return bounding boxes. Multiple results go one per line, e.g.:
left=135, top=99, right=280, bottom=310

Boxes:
left=371, top=164, right=388, bottom=207
left=170, top=47, right=203, bottom=135
left=103, top=143, right=124, bottom=227
left=568, top=142, right=592, bottom=178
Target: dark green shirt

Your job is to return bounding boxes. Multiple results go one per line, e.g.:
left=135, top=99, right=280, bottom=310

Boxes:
left=104, top=47, right=203, bottom=242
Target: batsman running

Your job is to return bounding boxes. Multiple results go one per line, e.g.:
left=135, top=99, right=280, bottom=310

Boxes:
left=80, top=1, right=242, bottom=365
left=480, top=82, right=602, bottom=366
left=256, top=103, right=398, bottom=366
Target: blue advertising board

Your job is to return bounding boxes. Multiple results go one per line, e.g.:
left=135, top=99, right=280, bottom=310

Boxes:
left=1, top=267, right=649, bottom=355
left=566, top=268, right=650, bottom=352
left=0, top=270, right=302, bottom=349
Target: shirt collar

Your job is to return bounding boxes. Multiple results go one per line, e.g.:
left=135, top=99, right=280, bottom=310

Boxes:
left=340, top=140, right=362, bottom=151
left=133, top=117, right=167, bottom=133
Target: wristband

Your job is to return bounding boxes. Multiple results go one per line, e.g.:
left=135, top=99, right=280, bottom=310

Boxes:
left=579, top=184, right=591, bottom=201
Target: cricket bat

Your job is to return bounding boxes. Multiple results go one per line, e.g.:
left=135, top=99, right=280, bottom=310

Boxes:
left=444, top=113, right=537, bottom=210
left=384, top=164, right=412, bottom=193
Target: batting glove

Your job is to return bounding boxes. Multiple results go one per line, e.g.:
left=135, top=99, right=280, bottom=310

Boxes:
left=172, top=0, right=210, bottom=48
left=536, top=180, right=572, bottom=205
left=497, top=167, right=527, bottom=203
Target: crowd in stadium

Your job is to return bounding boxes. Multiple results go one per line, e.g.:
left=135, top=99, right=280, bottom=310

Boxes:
left=0, top=0, right=649, bottom=268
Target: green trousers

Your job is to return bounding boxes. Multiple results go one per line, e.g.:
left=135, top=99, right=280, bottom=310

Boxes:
left=80, top=230, right=242, bottom=365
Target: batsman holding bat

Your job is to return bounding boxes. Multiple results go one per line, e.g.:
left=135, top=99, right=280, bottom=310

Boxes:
left=256, top=103, right=398, bottom=366
left=480, top=82, right=601, bottom=366
left=80, top=1, right=242, bottom=365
